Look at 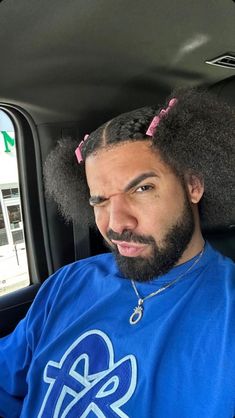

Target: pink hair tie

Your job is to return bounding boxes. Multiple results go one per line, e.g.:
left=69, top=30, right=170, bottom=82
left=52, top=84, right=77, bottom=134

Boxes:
left=75, top=134, right=89, bottom=163
left=146, top=98, right=178, bottom=137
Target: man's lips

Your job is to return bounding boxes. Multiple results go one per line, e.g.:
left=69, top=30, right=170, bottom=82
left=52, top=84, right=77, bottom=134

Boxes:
left=111, top=240, right=147, bottom=257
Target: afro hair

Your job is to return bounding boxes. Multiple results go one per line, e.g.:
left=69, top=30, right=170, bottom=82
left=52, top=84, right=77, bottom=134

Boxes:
left=44, top=88, right=235, bottom=230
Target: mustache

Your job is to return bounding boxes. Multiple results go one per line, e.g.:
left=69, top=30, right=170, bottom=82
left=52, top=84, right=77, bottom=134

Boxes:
left=107, top=229, right=155, bottom=245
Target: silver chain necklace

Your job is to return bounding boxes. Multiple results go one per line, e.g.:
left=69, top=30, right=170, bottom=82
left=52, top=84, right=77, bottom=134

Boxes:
left=129, top=246, right=205, bottom=325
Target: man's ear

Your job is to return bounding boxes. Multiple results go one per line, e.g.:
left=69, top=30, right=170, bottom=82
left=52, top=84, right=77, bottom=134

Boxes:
left=185, top=173, right=204, bottom=204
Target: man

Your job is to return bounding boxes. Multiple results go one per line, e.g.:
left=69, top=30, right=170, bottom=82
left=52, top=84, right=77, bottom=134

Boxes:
left=0, top=89, right=234, bottom=417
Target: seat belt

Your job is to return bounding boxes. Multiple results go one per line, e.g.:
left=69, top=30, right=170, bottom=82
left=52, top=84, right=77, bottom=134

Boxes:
left=61, top=127, right=91, bottom=261
left=73, top=222, right=91, bottom=261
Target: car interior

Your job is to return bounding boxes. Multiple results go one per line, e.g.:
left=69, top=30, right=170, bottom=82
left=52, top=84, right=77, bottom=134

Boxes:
left=0, top=0, right=234, bottom=337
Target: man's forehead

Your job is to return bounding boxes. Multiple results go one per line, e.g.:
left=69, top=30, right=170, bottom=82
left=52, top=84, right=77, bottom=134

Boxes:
left=85, top=141, right=173, bottom=193
left=85, top=140, right=165, bottom=171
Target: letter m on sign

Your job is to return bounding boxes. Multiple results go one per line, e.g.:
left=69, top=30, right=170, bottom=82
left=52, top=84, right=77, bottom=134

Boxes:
left=1, top=131, right=15, bottom=153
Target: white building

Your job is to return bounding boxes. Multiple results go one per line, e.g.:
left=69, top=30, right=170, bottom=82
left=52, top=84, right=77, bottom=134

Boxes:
left=0, top=111, right=29, bottom=295
left=0, top=112, right=24, bottom=249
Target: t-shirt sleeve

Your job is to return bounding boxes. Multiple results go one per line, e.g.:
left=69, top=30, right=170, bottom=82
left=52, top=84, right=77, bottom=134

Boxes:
left=0, top=265, right=68, bottom=418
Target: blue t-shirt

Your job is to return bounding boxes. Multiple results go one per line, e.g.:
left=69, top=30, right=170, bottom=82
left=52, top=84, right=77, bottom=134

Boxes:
left=0, top=243, right=234, bottom=418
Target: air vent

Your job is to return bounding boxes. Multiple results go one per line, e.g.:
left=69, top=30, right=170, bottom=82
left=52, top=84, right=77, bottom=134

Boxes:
left=206, top=54, right=235, bottom=69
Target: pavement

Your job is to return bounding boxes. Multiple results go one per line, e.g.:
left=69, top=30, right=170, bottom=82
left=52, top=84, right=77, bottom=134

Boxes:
left=0, top=243, right=30, bottom=296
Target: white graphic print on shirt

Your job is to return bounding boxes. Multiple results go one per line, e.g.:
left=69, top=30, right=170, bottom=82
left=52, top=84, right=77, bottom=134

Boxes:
left=38, top=329, right=137, bottom=418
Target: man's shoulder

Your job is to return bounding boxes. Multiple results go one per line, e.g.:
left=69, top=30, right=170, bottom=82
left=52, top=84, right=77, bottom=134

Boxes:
left=208, top=243, right=235, bottom=266
left=73, top=252, right=116, bottom=271
left=37, top=252, right=118, bottom=302
left=206, top=243, right=235, bottom=279
left=53, top=252, right=117, bottom=283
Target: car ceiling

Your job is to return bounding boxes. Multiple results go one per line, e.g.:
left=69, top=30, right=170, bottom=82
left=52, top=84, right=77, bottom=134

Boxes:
left=0, top=0, right=235, bottom=125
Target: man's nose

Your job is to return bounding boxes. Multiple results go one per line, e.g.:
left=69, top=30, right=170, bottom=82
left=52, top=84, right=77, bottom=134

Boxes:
left=108, top=194, right=137, bottom=234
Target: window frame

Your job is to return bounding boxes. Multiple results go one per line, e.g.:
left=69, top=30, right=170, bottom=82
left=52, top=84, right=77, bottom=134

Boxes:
left=0, top=104, right=53, bottom=288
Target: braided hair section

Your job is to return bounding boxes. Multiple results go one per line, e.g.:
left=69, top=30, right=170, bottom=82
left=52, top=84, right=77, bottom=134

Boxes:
left=81, top=107, right=157, bottom=159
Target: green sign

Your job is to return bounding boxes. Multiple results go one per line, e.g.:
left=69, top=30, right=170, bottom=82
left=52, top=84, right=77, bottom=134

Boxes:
left=1, top=131, right=15, bottom=152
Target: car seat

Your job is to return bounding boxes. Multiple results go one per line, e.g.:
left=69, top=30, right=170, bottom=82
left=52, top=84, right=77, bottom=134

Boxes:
left=204, top=76, right=235, bottom=261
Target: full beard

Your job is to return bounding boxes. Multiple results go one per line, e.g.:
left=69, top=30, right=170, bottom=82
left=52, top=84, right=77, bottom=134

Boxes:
left=106, top=197, right=195, bottom=282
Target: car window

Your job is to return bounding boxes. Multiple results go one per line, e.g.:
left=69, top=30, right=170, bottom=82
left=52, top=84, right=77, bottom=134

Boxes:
left=0, top=110, right=30, bottom=296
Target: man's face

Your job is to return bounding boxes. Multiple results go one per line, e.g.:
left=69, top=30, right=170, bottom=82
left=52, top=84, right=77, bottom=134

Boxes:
left=85, top=141, right=196, bottom=282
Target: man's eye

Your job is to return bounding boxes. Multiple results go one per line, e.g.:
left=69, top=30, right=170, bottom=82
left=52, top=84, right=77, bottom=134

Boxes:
left=89, top=201, right=107, bottom=208
left=135, top=185, right=153, bottom=193
left=89, top=198, right=107, bottom=207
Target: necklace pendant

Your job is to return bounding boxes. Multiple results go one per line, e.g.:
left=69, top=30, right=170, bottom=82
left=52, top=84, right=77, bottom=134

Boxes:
left=129, top=299, right=144, bottom=325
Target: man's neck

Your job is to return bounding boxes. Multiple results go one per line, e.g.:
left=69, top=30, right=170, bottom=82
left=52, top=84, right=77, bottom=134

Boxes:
left=177, top=231, right=205, bottom=266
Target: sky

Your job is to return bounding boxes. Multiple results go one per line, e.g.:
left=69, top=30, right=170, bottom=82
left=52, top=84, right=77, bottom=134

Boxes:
left=0, top=110, right=14, bottom=131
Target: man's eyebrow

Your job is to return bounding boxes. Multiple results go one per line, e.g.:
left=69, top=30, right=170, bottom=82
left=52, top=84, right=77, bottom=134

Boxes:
left=89, top=195, right=107, bottom=206
left=124, top=171, right=159, bottom=192
left=89, top=171, right=159, bottom=206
